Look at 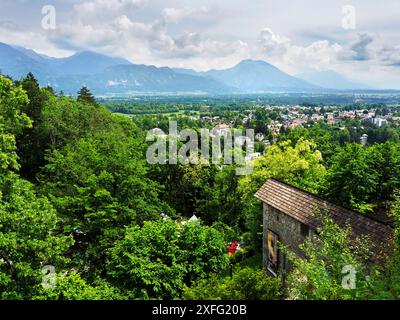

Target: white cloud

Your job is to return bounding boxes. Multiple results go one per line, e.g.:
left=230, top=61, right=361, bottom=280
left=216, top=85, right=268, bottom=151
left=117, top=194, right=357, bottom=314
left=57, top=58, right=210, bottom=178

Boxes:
left=161, top=6, right=210, bottom=24
left=51, top=0, right=250, bottom=70
left=380, top=45, right=400, bottom=66
left=0, top=21, right=72, bottom=57
left=258, top=28, right=290, bottom=56
left=257, top=28, right=342, bottom=73
left=73, top=0, right=146, bottom=22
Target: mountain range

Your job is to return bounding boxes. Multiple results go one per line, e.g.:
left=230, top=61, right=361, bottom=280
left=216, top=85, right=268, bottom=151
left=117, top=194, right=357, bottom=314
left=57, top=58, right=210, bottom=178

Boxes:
left=295, top=70, right=370, bottom=90
left=0, top=42, right=372, bottom=95
left=173, top=60, right=318, bottom=92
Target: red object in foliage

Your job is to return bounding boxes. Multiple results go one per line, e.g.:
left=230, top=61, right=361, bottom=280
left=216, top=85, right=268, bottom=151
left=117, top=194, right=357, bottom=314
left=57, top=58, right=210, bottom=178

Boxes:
left=227, top=241, right=240, bottom=255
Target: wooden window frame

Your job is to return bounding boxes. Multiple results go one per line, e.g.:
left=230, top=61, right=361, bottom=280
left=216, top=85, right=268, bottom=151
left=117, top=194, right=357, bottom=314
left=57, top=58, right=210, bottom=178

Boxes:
left=267, top=229, right=279, bottom=276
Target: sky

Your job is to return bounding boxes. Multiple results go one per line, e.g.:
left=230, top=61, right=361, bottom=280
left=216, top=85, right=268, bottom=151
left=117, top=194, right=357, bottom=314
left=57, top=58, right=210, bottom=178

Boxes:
left=0, top=0, right=399, bottom=88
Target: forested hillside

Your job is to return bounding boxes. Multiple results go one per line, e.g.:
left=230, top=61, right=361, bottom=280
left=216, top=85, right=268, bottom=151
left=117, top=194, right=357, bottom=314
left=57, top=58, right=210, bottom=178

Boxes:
left=1, top=72, right=400, bottom=300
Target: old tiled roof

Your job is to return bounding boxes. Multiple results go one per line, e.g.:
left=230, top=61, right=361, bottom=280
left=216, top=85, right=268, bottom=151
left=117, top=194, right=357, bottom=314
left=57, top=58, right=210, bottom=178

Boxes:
left=255, top=179, right=394, bottom=255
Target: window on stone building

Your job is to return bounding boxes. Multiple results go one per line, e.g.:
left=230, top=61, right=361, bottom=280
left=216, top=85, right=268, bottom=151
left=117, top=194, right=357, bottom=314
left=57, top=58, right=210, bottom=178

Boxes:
left=300, top=223, right=310, bottom=237
left=267, top=230, right=279, bottom=275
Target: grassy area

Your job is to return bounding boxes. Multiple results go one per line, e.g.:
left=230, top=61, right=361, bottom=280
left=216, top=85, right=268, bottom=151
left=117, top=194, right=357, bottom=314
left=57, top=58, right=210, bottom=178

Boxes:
left=220, top=253, right=263, bottom=280
left=236, top=253, right=262, bottom=270
left=113, top=112, right=135, bottom=118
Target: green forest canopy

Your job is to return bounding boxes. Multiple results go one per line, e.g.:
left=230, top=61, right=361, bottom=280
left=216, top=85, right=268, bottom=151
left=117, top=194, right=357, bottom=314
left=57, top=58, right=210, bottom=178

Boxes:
left=1, top=73, right=400, bottom=300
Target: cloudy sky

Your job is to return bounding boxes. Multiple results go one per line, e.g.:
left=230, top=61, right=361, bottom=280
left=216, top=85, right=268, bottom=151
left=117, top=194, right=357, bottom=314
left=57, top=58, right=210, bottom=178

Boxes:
left=0, top=0, right=399, bottom=88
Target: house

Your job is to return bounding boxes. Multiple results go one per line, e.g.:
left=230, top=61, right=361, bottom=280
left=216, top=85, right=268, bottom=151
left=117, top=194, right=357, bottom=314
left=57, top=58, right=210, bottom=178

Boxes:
left=326, top=113, right=334, bottom=121
left=290, top=119, right=304, bottom=128
left=372, top=117, right=388, bottom=127
left=339, top=111, right=356, bottom=119
left=212, top=124, right=231, bottom=137
left=269, top=123, right=283, bottom=136
left=311, top=114, right=324, bottom=122
left=181, top=214, right=199, bottom=225
left=391, top=116, right=400, bottom=124
left=255, top=179, right=393, bottom=276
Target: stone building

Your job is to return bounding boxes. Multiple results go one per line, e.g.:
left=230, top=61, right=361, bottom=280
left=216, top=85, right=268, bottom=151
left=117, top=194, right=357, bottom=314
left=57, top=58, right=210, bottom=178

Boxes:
left=255, top=179, right=394, bottom=276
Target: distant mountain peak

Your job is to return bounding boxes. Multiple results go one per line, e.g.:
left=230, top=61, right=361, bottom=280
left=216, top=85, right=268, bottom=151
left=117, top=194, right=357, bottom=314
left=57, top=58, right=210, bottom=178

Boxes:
left=203, top=58, right=318, bottom=92
left=66, top=50, right=131, bottom=64
left=238, top=59, right=272, bottom=65
left=233, top=59, right=280, bottom=72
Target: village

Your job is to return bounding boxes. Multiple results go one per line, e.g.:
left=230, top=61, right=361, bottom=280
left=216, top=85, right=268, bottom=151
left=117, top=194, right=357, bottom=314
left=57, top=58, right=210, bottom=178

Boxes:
left=201, top=104, right=400, bottom=133
left=181, top=103, right=400, bottom=162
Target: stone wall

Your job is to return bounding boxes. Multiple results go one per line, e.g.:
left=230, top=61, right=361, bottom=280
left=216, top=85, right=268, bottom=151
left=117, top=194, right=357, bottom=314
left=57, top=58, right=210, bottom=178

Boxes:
left=262, top=202, right=314, bottom=274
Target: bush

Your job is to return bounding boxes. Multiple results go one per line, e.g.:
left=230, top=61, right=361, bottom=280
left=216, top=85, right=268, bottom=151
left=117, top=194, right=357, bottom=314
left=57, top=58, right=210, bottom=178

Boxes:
left=33, top=273, right=125, bottom=300
left=107, top=220, right=229, bottom=299
left=183, top=268, right=281, bottom=300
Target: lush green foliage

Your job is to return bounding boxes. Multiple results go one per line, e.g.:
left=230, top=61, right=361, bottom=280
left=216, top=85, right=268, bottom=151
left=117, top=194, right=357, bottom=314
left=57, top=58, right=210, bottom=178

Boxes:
left=38, top=130, right=172, bottom=279
left=0, top=173, right=73, bottom=299
left=364, top=194, right=400, bottom=299
left=33, top=273, right=124, bottom=300
left=183, top=268, right=281, bottom=300
left=107, top=219, right=229, bottom=299
left=1, top=72, right=400, bottom=300
left=0, top=75, right=71, bottom=299
left=285, top=214, right=371, bottom=300
left=322, top=142, right=400, bottom=212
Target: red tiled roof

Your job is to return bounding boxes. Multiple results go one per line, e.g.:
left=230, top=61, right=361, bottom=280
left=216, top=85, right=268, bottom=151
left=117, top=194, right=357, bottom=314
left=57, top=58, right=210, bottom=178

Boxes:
left=255, top=179, right=394, bottom=256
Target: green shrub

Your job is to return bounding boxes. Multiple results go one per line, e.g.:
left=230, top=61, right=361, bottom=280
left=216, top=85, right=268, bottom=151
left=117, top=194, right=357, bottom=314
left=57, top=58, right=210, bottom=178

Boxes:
left=183, top=268, right=281, bottom=300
